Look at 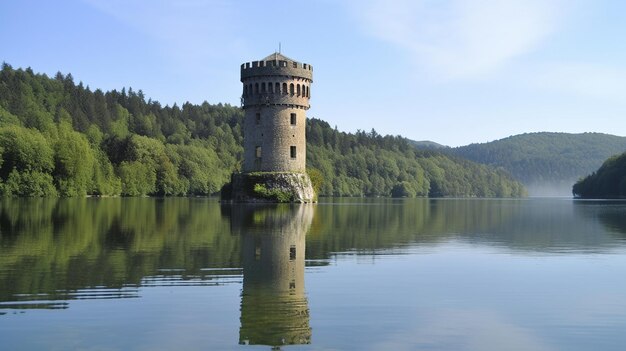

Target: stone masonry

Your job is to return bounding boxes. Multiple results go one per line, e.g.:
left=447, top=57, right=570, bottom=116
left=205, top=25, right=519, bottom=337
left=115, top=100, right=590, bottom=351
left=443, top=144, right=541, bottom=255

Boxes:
left=240, top=53, right=313, bottom=172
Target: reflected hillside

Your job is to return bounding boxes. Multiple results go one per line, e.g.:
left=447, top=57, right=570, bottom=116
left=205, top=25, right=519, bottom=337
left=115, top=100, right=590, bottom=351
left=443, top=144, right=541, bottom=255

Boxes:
left=1, top=198, right=625, bottom=313
left=574, top=200, right=626, bottom=238
left=0, top=198, right=239, bottom=309
left=307, top=198, right=620, bottom=257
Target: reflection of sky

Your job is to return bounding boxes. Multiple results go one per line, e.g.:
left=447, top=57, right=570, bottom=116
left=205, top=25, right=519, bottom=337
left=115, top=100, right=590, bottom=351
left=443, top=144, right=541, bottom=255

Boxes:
left=307, top=244, right=626, bottom=351
left=2, top=244, right=626, bottom=350
left=0, top=284, right=243, bottom=351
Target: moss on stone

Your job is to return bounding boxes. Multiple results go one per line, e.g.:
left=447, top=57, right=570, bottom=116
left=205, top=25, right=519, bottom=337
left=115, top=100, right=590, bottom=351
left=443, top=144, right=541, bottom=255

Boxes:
left=253, top=183, right=294, bottom=203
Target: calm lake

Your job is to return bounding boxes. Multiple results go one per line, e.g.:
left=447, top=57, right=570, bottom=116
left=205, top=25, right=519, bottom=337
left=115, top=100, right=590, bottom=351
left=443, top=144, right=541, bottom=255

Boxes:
left=1, top=198, right=626, bottom=350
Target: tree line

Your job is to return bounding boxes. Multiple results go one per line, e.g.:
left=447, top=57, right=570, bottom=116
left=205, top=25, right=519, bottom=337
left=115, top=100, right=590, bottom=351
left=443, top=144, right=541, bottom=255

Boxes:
left=573, top=152, right=626, bottom=198
left=0, top=63, right=525, bottom=197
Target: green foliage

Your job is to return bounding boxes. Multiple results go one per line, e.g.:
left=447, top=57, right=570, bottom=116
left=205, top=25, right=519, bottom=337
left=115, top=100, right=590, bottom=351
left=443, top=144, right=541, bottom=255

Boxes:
left=0, top=125, right=54, bottom=176
left=391, top=181, right=417, bottom=198
left=573, top=152, right=626, bottom=198
left=306, top=118, right=525, bottom=198
left=54, top=123, right=96, bottom=196
left=118, top=161, right=156, bottom=196
left=89, top=149, right=121, bottom=196
left=452, top=132, right=626, bottom=185
left=253, top=183, right=294, bottom=203
left=3, top=169, right=57, bottom=196
left=0, top=64, right=524, bottom=198
left=306, top=168, right=323, bottom=195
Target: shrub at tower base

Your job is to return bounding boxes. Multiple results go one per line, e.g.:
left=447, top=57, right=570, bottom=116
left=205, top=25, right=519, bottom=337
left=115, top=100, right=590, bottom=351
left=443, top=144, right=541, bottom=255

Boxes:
left=220, top=172, right=316, bottom=203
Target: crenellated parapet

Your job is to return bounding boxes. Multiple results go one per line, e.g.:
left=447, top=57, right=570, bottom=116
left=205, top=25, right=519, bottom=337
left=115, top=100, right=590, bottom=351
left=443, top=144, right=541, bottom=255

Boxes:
left=240, top=53, right=313, bottom=110
left=240, top=58, right=313, bottom=81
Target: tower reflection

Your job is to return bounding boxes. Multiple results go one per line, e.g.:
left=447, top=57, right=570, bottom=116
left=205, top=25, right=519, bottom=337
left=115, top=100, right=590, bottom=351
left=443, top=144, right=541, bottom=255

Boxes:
left=232, top=204, right=313, bottom=348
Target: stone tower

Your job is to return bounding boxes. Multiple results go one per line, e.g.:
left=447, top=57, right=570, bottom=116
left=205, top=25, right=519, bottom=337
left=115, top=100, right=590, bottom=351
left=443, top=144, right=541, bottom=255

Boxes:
left=240, top=53, right=313, bottom=172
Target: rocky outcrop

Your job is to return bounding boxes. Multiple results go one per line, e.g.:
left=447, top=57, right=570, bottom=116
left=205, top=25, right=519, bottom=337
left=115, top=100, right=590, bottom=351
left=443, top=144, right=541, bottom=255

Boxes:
left=221, top=172, right=315, bottom=203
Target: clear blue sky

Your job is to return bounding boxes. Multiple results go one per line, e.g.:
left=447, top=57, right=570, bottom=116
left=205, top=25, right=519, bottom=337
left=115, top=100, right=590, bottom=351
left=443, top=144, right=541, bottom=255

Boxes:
left=2, top=0, right=625, bottom=146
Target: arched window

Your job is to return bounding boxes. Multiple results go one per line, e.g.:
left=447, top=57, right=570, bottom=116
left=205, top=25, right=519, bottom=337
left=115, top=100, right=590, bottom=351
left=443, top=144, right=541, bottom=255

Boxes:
left=268, top=82, right=273, bottom=93
left=275, top=82, right=280, bottom=94
left=297, top=84, right=301, bottom=96
left=243, top=85, right=247, bottom=96
left=255, top=83, right=259, bottom=94
left=289, top=83, right=294, bottom=95
left=283, top=83, right=288, bottom=95
left=261, top=82, right=266, bottom=93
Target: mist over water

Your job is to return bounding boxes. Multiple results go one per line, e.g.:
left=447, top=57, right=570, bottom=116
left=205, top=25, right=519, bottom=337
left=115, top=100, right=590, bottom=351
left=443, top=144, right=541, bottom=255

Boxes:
left=526, top=180, right=577, bottom=197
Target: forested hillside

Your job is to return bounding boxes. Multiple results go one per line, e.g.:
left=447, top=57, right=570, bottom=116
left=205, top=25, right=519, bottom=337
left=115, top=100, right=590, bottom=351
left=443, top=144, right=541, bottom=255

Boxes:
left=0, top=64, right=525, bottom=197
left=573, top=152, right=626, bottom=198
left=452, top=132, right=626, bottom=195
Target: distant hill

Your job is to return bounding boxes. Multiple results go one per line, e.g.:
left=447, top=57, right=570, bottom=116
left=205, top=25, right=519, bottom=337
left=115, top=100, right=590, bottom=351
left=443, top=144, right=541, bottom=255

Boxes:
left=452, top=132, right=626, bottom=196
left=408, top=140, right=449, bottom=150
left=573, top=152, right=626, bottom=198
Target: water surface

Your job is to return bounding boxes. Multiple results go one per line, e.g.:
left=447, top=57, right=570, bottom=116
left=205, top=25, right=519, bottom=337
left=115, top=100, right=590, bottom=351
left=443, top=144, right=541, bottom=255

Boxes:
left=1, top=198, right=626, bottom=350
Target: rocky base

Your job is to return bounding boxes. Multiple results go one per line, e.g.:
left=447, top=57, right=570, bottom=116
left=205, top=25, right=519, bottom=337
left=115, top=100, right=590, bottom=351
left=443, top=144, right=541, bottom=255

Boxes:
left=221, top=172, right=316, bottom=203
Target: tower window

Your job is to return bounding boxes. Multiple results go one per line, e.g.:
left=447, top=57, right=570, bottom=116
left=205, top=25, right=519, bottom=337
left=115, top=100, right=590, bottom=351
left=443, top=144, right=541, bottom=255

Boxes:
left=290, top=146, right=296, bottom=159
left=255, top=113, right=260, bottom=124
left=282, top=83, right=288, bottom=95
left=290, top=113, right=296, bottom=125
left=290, top=245, right=296, bottom=260
left=255, top=146, right=262, bottom=158
left=289, top=83, right=294, bottom=95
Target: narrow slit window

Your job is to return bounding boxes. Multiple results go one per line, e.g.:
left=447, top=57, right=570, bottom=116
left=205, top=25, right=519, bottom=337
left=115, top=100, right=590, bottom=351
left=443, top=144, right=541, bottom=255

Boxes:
left=255, top=146, right=262, bottom=158
left=290, top=146, right=296, bottom=159
left=290, top=113, right=296, bottom=125
left=255, top=113, right=260, bottom=125
left=290, top=245, right=296, bottom=260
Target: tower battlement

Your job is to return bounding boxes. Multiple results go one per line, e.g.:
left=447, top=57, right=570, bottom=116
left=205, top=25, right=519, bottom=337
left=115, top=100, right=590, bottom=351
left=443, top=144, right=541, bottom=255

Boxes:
left=240, top=57, right=313, bottom=82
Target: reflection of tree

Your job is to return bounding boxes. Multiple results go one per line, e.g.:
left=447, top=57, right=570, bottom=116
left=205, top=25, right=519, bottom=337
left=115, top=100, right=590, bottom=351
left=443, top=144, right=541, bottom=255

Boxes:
left=1, top=198, right=623, bottom=313
left=307, top=198, right=618, bottom=257
left=0, top=198, right=239, bottom=307
left=574, top=200, right=626, bottom=237
left=232, top=204, right=313, bottom=348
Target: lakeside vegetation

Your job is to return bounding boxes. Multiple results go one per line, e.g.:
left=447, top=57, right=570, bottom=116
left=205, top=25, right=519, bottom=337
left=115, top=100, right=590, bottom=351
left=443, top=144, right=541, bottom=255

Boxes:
left=0, top=64, right=525, bottom=197
left=573, top=152, right=626, bottom=198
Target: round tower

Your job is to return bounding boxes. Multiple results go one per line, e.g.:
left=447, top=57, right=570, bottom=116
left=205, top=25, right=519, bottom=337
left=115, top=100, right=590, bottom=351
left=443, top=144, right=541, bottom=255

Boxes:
left=240, top=53, right=313, bottom=172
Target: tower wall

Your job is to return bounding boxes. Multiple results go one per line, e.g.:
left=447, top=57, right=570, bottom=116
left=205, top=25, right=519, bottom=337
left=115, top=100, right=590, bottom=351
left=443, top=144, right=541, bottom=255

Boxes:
left=240, top=55, right=312, bottom=173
